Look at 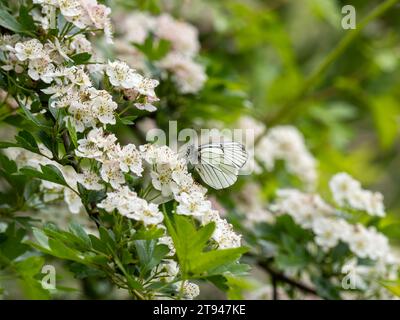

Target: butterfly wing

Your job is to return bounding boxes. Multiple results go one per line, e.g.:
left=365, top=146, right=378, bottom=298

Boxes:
left=199, top=142, right=248, bottom=169
left=195, top=143, right=244, bottom=189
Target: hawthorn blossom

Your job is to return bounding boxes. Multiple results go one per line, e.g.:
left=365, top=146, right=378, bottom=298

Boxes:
left=212, top=218, right=242, bottom=249
left=106, top=60, right=142, bottom=89
left=256, top=126, right=317, bottom=189
left=115, top=144, right=143, bottom=176
left=312, top=217, right=341, bottom=250
left=329, top=173, right=385, bottom=217
left=91, top=94, right=117, bottom=125
left=27, top=58, right=55, bottom=83
left=14, top=39, right=45, bottom=61
left=181, top=281, right=200, bottom=300
left=158, top=53, right=206, bottom=94
left=100, top=160, right=125, bottom=188
left=77, top=170, right=103, bottom=190
left=176, top=192, right=211, bottom=217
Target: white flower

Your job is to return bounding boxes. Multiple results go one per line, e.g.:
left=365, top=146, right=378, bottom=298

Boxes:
left=312, top=217, right=341, bottom=250
left=212, top=218, right=241, bottom=249
left=201, top=209, right=221, bottom=225
left=181, top=281, right=200, bottom=300
left=65, top=66, right=92, bottom=88
left=64, top=188, right=83, bottom=214
left=155, top=14, right=200, bottom=57
left=150, top=167, right=174, bottom=197
left=76, top=131, right=103, bottom=158
left=116, top=144, right=143, bottom=176
left=346, top=225, right=390, bottom=260
left=14, top=39, right=45, bottom=61
left=159, top=260, right=179, bottom=282
left=158, top=236, right=176, bottom=255
left=58, top=0, right=81, bottom=17
left=176, top=192, right=211, bottom=217
left=85, top=2, right=112, bottom=31
left=68, top=101, right=95, bottom=132
left=170, top=171, right=195, bottom=195
left=141, top=144, right=178, bottom=165
left=135, top=78, right=159, bottom=98
left=256, top=126, right=317, bottom=188
left=329, top=173, right=385, bottom=217
left=70, top=34, right=92, bottom=54
left=329, top=173, right=361, bottom=206
left=134, top=102, right=157, bottom=112
left=100, top=160, right=125, bottom=188
left=91, top=94, right=117, bottom=125
left=158, top=53, right=206, bottom=94
left=99, top=187, right=162, bottom=225
left=106, top=60, right=142, bottom=89
left=77, top=170, right=103, bottom=190
left=98, top=186, right=139, bottom=215
left=127, top=202, right=163, bottom=226
left=28, top=58, right=55, bottom=83
left=272, top=189, right=334, bottom=229
left=119, top=12, right=154, bottom=44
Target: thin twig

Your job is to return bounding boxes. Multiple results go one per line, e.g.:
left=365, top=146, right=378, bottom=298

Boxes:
left=257, top=259, right=318, bottom=296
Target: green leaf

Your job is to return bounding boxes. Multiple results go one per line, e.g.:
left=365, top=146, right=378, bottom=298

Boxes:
left=32, top=228, right=50, bottom=250
left=134, top=36, right=171, bottom=61
left=15, top=130, right=39, bottom=153
left=0, top=153, right=17, bottom=174
left=14, top=256, right=50, bottom=299
left=189, top=247, right=247, bottom=276
left=47, top=238, right=85, bottom=262
left=0, top=141, right=19, bottom=149
left=381, top=280, right=400, bottom=297
left=68, top=222, right=91, bottom=248
left=0, top=223, right=29, bottom=261
left=0, top=6, right=24, bottom=33
left=132, top=226, right=165, bottom=240
left=88, top=234, right=109, bottom=254
left=66, top=118, right=78, bottom=148
left=118, top=115, right=137, bottom=126
left=164, top=213, right=247, bottom=278
left=18, top=99, right=51, bottom=128
left=98, top=226, right=116, bottom=249
left=38, top=130, right=57, bottom=156
left=17, top=6, right=36, bottom=32
left=20, top=164, right=69, bottom=187
left=70, top=52, right=92, bottom=65
left=135, top=240, right=170, bottom=275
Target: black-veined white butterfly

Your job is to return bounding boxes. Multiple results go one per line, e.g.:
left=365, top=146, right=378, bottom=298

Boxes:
left=180, top=141, right=248, bottom=190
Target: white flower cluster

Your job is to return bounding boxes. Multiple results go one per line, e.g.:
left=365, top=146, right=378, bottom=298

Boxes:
left=98, top=186, right=163, bottom=226
left=32, top=0, right=113, bottom=42
left=272, top=188, right=394, bottom=263
left=76, top=127, right=143, bottom=187
left=2, top=33, right=160, bottom=125
left=330, top=173, right=385, bottom=217
left=114, top=12, right=207, bottom=94
left=256, top=126, right=317, bottom=189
